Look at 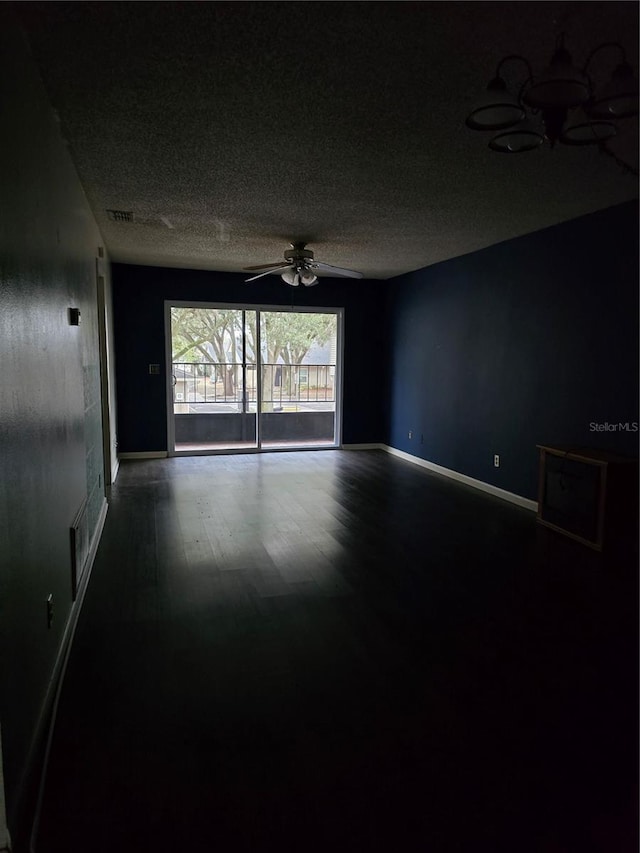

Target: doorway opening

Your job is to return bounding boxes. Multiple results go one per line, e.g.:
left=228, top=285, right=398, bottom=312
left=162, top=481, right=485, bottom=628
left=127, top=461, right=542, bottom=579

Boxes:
left=166, top=303, right=342, bottom=454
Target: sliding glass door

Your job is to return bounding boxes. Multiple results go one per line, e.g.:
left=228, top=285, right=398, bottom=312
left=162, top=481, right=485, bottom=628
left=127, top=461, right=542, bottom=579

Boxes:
left=260, top=311, right=338, bottom=448
left=169, top=307, right=258, bottom=452
left=166, top=303, right=341, bottom=454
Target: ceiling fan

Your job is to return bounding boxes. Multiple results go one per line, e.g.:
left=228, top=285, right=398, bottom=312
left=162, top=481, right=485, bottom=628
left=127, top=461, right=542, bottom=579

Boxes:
left=244, top=242, right=363, bottom=287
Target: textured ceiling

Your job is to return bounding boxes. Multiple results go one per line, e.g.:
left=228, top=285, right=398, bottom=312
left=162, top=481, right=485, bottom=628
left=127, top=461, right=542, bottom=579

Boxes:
left=15, top=1, right=639, bottom=279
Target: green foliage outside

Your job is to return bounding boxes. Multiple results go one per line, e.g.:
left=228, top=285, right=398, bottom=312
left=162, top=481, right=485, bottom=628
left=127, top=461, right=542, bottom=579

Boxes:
left=171, top=308, right=336, bottom=406
left=171, top=308, right=334, bottom=366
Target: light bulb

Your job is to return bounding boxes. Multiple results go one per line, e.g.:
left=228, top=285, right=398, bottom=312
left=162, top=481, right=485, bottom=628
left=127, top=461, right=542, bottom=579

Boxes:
left=281, top=269, right=299, bottom=286
left=523, top=40, right=590, bottom=109
left=560, top=106, right=616, bottom=145
left=466, top=76, right=525, bottom=131
left=489, top=115, right=544, bottom=152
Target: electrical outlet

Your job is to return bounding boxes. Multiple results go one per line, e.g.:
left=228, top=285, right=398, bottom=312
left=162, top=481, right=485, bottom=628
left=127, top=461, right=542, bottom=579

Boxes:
left=47, top=594, right=54, bottom=629
left=494, top=454, right=500, bottom=468
left=408, top=431, right=412, bottom=439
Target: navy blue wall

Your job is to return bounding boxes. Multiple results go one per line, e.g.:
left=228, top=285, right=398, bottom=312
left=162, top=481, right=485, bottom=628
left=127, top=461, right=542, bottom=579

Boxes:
left=1, top=10, right=109, bottom=840
left=112, top=265, right=389, bottom=451
left=388, top=201, right=639, bottom=500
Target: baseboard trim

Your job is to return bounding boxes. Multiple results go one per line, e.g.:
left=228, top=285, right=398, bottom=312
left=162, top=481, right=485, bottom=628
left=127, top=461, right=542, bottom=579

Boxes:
left=341, top=443, right=385, bottom=451
left=86, top=498, right=108, bottom=583
left=380, top=445, right=537, bottom=512
left=118, top=451, right=168, bottom=460
left=23, top=497, right=108, bottom=853
left=0, top=724, right=10, bottom=853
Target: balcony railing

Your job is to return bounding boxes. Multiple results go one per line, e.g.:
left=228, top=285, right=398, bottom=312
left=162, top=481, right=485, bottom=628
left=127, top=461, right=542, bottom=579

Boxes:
left=172, top=362, right=336, bottom=408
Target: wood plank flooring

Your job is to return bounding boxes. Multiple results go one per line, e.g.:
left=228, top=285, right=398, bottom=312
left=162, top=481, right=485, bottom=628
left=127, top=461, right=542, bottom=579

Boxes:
left=35, top=450, right=637, bottom=853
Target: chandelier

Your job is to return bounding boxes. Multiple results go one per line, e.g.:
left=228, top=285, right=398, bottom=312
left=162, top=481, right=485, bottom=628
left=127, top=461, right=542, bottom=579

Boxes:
left=466, top=34, right=638, bottom=166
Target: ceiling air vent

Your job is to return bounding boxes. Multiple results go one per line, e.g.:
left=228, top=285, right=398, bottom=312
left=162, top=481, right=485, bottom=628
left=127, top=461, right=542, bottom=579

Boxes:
left=106, top=209, right=134, bottom=223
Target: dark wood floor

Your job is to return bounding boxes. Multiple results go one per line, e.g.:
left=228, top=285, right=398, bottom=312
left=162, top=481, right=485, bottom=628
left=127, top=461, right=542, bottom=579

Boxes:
left=36, top=450, right=637, bottom=853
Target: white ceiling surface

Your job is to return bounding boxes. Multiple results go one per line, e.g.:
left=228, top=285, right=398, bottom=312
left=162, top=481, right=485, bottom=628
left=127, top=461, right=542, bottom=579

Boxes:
left=17, top=1, right=639, bottom=279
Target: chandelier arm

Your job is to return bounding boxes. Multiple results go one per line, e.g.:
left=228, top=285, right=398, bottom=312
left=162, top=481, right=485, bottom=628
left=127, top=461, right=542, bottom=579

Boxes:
left=582, top=42, right=626, bottom=75
left=496, top=54, right=534, bottom=84
left=583, top=70, right=596, bottom=102
left=517, top=76, right=534, bottom=106
left=599, top=141, right=639, bottom=177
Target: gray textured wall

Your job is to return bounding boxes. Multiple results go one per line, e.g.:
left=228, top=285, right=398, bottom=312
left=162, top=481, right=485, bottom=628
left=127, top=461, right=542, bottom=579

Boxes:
left=0, top=10, right=109, bottom=840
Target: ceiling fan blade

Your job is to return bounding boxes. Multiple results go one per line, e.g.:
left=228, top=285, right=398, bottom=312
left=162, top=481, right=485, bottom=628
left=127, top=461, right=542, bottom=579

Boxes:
left=243, top=261, right=288, bottom=271
left=245, top=265, right=292, bottom=282
left=310, top=262, right=363, bottom=279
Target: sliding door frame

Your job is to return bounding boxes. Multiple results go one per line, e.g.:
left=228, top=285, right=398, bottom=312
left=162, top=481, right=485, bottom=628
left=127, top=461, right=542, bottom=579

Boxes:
left=164, top=300, right=344, bottom=457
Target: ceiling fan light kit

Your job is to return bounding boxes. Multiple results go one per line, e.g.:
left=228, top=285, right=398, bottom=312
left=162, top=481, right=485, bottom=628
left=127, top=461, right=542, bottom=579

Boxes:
left=466, top=34, right=638, bottom=166
left=244, top=242, right=363, bottom=287
left=281, top=268, right=318, bottom=287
